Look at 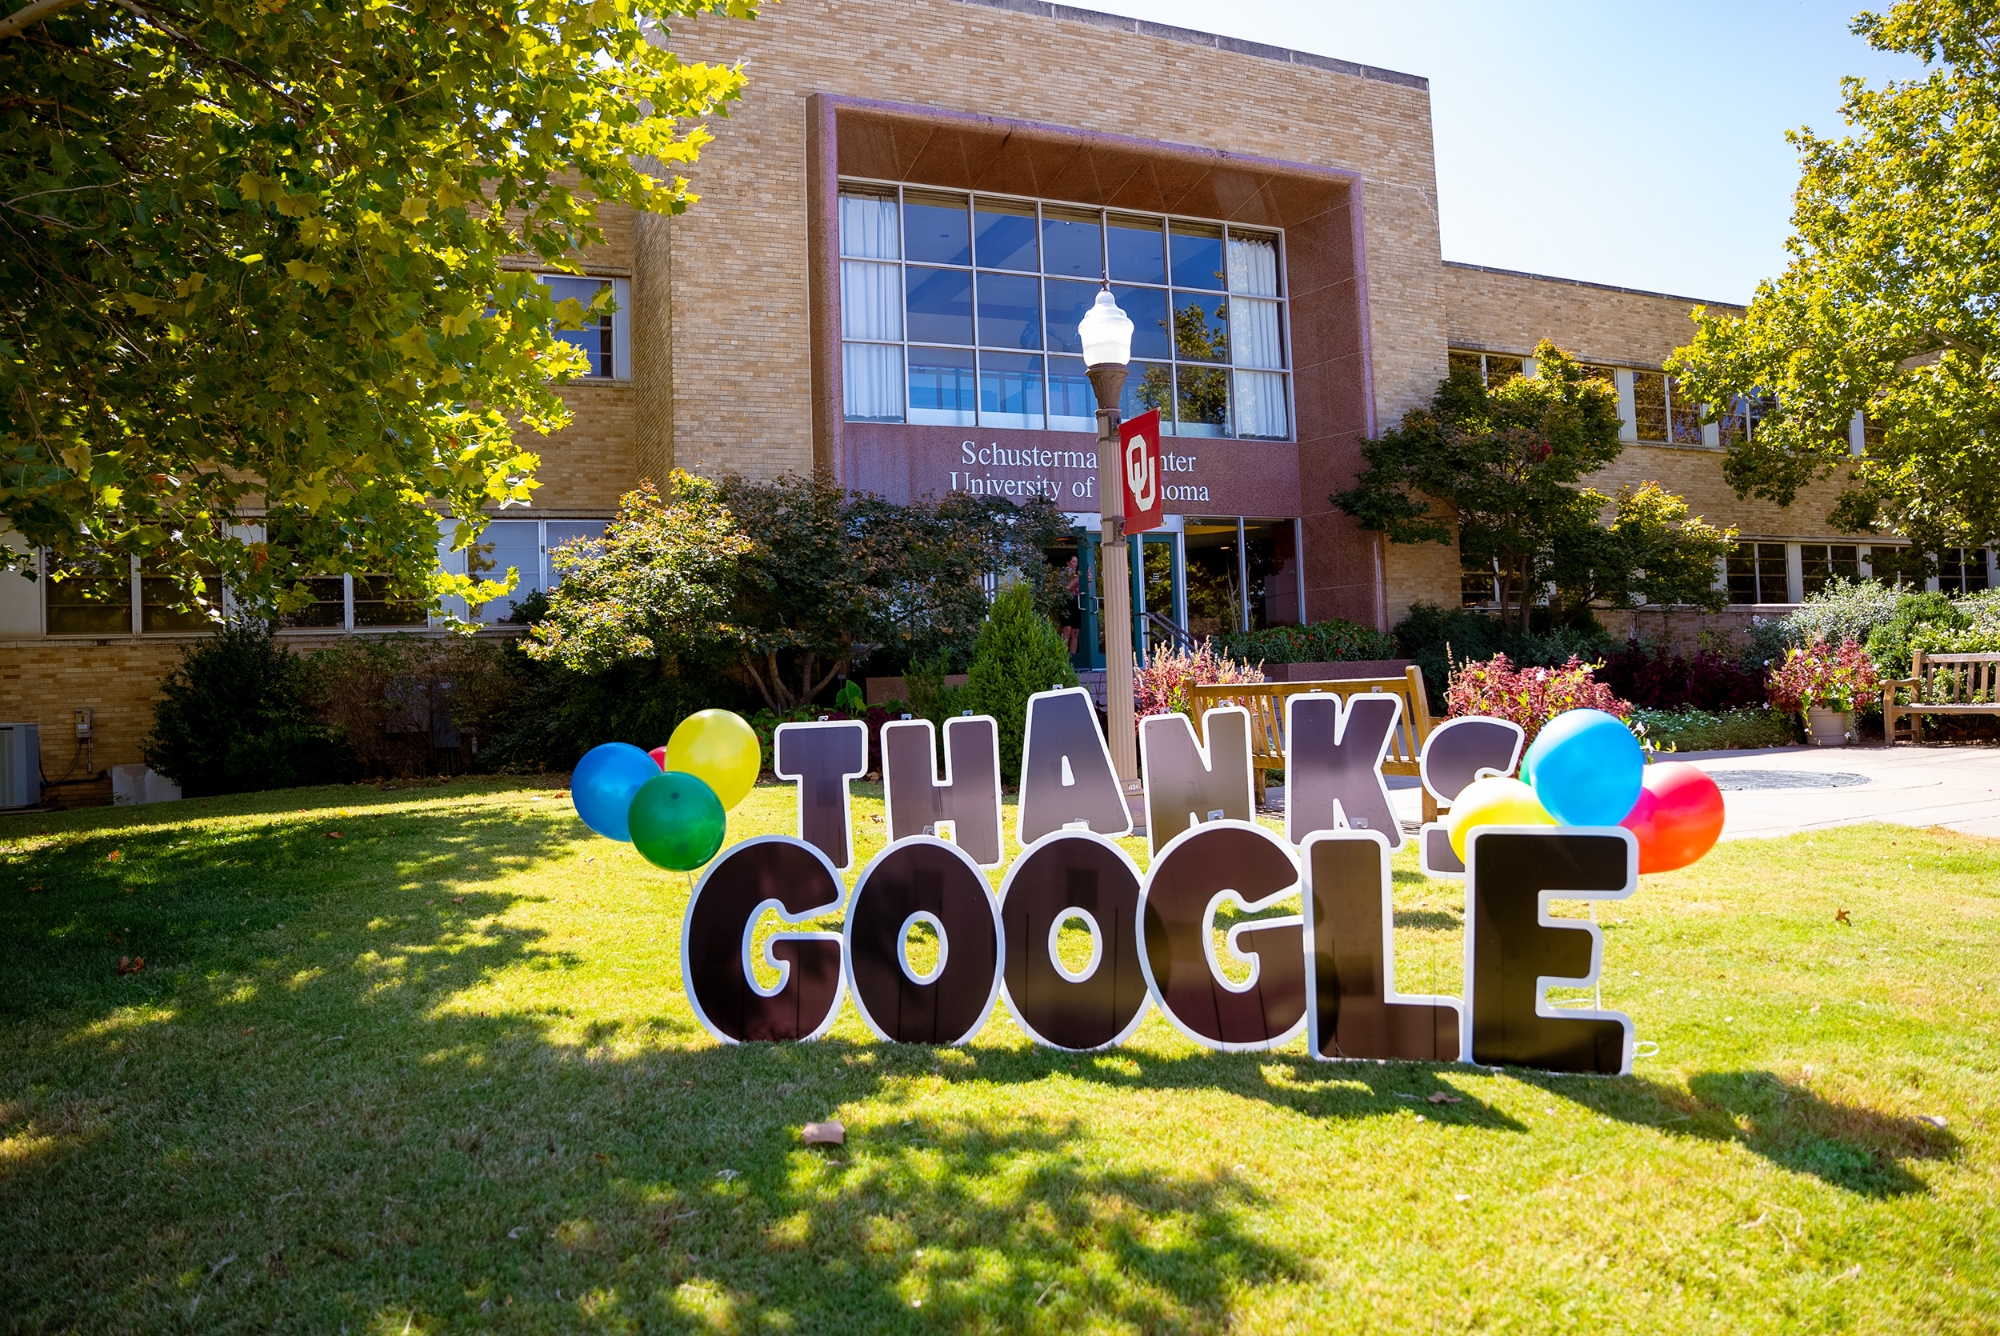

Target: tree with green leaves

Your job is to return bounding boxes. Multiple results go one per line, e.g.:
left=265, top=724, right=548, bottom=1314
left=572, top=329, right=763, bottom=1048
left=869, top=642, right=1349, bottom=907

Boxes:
left=1547, top=482, right=1736, bottom=621
left=1668, top=0, right=2000, bottom=578
left=966, top=581, right=1078, bottom=781
left=0, top=0, right=756, bottom=622
left=523, top=472, right=750, bottom=674
left=1335, top=342, right=1633, bottom=631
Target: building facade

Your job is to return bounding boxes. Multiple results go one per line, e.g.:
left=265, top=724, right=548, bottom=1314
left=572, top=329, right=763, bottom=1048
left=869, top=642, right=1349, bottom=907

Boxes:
left=4, top=0, right=1993, bottom=796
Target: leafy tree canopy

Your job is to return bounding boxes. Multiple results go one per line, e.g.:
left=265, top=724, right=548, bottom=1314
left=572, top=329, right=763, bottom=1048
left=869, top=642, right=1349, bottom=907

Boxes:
left=0, top=0, right=755, bottom=621
left=1336, top=342, right=1672, bottom=631
left=1547, top=482, right=1735, bottom=620
left=1668, top=0, right=2000, bottom=576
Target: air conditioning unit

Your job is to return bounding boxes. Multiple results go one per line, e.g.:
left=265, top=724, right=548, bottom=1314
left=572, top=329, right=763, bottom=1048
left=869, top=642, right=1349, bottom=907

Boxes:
left=0, top=723, right=40, bottom=809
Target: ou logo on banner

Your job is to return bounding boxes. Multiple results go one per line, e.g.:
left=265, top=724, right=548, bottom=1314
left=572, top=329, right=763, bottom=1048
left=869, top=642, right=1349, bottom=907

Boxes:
left=1121, top=409, right=1163, bottom=533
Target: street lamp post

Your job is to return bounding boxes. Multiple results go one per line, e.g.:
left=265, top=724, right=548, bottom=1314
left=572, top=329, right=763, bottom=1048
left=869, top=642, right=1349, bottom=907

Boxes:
left=1079, top=289, right=1140, bottom=799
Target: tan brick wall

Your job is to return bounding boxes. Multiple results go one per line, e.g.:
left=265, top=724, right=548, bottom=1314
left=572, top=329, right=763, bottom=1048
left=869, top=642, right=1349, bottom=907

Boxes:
left=666, top=0, right=1454, bottom=483
left=1591, top=444, right=1854, bottom=541
left=0, top=639, right=192, bottom=782
left=525, top=383, right=637, bottom=514
left=1440, top=262, right=1738, bottom=368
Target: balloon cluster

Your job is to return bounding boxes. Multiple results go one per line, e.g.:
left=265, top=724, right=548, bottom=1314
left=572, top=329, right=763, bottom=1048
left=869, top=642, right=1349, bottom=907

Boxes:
left=1446, top=709, right=1725, bottom=873
left=570, top=710, right=761, bottom=870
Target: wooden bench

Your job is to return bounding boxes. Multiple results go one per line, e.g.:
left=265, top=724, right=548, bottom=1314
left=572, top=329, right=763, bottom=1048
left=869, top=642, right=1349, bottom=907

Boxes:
left=1186, top=666, right=1436, bottom=818
left=1885, top=650, right=2000, bottom=742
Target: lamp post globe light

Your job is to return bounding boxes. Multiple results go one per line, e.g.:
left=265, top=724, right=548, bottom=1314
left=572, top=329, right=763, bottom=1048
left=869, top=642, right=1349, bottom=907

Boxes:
left=1079, top=288, right=1142, bottom=800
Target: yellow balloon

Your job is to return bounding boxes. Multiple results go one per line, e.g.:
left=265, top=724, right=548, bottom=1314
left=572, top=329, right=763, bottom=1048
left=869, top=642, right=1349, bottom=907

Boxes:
left=664, top=710, right=761, bottom=811
left=1447, top=776, right=1556, bottom=862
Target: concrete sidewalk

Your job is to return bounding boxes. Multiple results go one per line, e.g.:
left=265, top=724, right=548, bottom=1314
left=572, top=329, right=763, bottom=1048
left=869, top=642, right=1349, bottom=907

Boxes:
left=1369, top=743, right=2000, bottom=841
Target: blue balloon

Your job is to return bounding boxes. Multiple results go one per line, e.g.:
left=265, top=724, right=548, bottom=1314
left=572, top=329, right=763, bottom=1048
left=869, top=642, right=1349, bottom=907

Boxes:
left=571, top=742, right=663, bottom=841
left=1523, top=709, right=1645, bottom=826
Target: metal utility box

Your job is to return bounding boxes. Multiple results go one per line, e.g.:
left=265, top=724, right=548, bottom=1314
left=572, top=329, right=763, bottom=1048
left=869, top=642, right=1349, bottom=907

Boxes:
left=0, top=723, right=39, bottom=809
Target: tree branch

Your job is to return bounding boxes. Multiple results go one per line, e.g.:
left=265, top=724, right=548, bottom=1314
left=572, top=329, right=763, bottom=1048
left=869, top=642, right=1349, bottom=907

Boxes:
left=0, top=0, right=84, bottom=43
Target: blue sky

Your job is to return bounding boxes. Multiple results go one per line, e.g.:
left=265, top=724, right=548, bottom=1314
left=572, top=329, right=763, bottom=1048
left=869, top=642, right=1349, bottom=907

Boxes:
left=1081, top=1, right=1925, bottom=304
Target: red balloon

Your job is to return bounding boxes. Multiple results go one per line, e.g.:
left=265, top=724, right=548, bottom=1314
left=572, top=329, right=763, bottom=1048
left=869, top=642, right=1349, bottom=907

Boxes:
left=1620, top=762, right=1725, bottom=873
left=648, top=745, right=669, bottom=771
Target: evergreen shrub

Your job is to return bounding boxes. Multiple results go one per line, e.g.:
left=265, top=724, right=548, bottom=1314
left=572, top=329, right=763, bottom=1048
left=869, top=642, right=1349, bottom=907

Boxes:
left=144, top=625, right=358, bottom=796
left=966, top=583, right=1078, bottom=781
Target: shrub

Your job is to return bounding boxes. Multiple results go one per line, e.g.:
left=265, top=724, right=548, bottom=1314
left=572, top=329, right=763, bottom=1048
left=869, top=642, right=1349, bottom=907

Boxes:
left=1629, top=706, right=1795, bottom=753
left=303, top=635, right=512, bottom=778
left=1597, top=640, right=1765, bottom=711
left=1134, top=643, right=1264, bottom=719
left=1445, top=653, right=1631, bottom=746
left=475, top=646, right=727, bottom=773
left=965, top=583, right=1078, bottom=781
left=1864, top=590, right=1967, bottom=679
left=1767, top=638, right=1882, bottom=716
left=1393, top=602, right=1615, bottom=710
left=1210, top=618, right=1395, bottom=667
left=1741, top=578, right=1903, bottom=675
left=144, top=625, right=358, bottom=796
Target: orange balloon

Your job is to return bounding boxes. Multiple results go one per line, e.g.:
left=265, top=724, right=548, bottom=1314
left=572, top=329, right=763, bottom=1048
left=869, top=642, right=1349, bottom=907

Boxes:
left=1620, top=762, right=1725, bottom=873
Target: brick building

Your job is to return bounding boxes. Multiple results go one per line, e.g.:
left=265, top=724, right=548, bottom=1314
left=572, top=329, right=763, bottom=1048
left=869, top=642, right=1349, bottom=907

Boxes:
left=3, top=0, right=1991, bottom=794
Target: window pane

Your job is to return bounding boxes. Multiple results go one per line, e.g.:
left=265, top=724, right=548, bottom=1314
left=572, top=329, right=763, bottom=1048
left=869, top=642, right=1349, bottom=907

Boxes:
left=1666, top=376, right=1704, bottom=444
left=353, top=576, right=427, bottom=628
left=1969, top=549, right=1992, bottom=593
left=1757, top=542, right=1788, bottom=602
left=1041, top=206, right=1102, bottom=279
left=1125, top=362, right=1176, bottom=431
left=1830, top=545, right=1859, bottom=580
left=1800, top=544, right=1831, bottom=598
left=974, top=270, right=1041, bottom=350
left=973, top=198, right=1037, bottom=271
left=978, top=352, right=1045, bottom=429
left=1484, top=355, right=1523, bottom=388
left=839, top=189, right=899, bottom=260
left=1169, top=221, right=1225, bottom=290
left=543, top=276, right=612, bottom=378
left=909, top=347, right=976, bottom=426
left=1232, top=371, right=1288, bottom=439
left=1184, top=520, right=1244, bottom=636
left=1717, top=397, right=1750, bottom=449
left=1047, top=356, right=1095, bottom=431
left=141, top=562, right=220, bottom=634
left=45, top=553, right=132, bottom=635
left=1171, top=292, right=1228, bottom=363
left=1175, top=365, right=1229, bottom=436
left=843, top=342, right=905, bottom=422
left=1725, top=542, right=1757, bottom=605
left=279, top=576, right=347, bottom=628
left=468, top=521, right=544, bottom=623
left=1226, top=232, right=1280, bottom=297
left=1107, top=213, right=1166, bottom=285
left=1112, top=284, right=1171, bottom=361
left=902, top=190, right=969, bottom=266
left=1229, top=296, right=1283, bottom=369
left=545, top=522, right=609, bottom=589
left=1043, top=279, right=1100, bottom=356
left=905, top=266, right=973, bottom=345
left=1632, top=372, right=1667, bottom=441
left=1448, top=350, right=1483, bottom=381
left=1462, top=555, right=1497, bottom=607
left=840, top=260, right=902, bottom=341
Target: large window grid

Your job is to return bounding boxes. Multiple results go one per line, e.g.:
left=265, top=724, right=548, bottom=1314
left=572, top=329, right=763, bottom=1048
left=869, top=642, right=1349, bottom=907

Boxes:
left=838, top=181, right=1292, bottom=440
left=1630, top=371, right=1706, bottom=445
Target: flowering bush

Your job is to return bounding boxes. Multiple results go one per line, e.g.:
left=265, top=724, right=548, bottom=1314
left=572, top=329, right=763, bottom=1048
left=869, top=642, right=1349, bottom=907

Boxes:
left=1134, top=643, right=1264, bottom=719
left=1445, top=653, right=1631, bottom=746
left=1765, top=638, right=1881, bottom=716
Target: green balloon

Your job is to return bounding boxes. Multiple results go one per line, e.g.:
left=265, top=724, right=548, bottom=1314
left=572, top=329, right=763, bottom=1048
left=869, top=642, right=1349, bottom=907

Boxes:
left=627, top=770, right=727, bottom=871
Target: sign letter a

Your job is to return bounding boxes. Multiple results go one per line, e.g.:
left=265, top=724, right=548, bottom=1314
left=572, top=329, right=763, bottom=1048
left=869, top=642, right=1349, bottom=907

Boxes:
left=1017, top=687, right=1132, bottom=845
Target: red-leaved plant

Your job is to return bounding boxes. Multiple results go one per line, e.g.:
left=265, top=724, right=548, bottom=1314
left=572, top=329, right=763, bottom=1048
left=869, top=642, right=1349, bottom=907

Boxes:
left=1134, top=642, right=1265, bottom=719
left=1765, top=638, right=1881, bottom=716
left=1445, top=653, right=1632, bottom=746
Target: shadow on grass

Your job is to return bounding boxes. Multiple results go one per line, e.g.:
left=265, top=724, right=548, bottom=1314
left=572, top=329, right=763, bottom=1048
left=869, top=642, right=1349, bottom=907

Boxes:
left=1521, top=1068, right=1958, bottom=1197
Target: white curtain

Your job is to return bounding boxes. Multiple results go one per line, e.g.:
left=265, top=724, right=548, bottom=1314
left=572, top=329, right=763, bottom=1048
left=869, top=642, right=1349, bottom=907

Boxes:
left=1227, top=234, right=1279, bottom=297
left=1230, top=296, right=1282, bottom=369
left=840, top=193, right=899, bottom=259
left=1233, top=371, right=1288, bottom=439
left=841, top=260, right=902, bottom=341
left=843, top=343, right=904, bottom=422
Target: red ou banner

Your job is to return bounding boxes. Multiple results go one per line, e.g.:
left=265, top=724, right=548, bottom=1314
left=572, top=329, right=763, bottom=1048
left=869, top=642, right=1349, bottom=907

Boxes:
left=1120, top=409, right=1164, bottom=533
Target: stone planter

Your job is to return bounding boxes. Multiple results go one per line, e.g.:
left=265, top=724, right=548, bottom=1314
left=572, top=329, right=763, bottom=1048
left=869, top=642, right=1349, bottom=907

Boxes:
left=1806, top=707, right=1853, bottom=747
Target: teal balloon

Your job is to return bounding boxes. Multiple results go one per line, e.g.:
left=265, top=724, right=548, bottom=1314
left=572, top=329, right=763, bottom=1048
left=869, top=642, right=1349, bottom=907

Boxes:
left=571, top=742, right=662, bottom=842
left=627, top=771, right=727, bottom=871
left=1523, top=708, right=1645, bottom=826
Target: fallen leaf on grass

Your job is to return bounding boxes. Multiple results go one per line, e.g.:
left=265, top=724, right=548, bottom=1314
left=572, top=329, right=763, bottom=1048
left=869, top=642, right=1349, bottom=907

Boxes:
left=1920, top=1114, right=1948, bottom=1128
left=802, top=1120, right=845, bottom=1146
left=1427, top=1092, right=1462, bottom=1105
left=324, top=832, right=343, bottom=839
left=24, top=884, right=42, bottom=894
left=452, top=896, right=465, bottom=905
left=716, top=1168, right=741, bottom=1181
left=115, top=956, right=145, bottom=975
left=1835, top=908, right=1851, bottom=924
left=106, top=850, right=121, bottom=862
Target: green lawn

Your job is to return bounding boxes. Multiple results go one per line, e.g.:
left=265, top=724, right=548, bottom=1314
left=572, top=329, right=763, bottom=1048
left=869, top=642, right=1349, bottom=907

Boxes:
left=1, top=777, right=1995, bottom=1334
